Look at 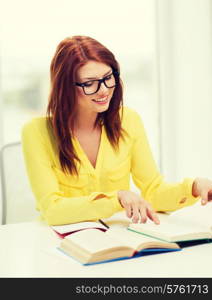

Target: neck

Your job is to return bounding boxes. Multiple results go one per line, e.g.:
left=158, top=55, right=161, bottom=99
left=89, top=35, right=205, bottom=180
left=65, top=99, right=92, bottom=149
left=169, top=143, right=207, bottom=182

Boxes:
left=74, top=110, right=99, bottom=132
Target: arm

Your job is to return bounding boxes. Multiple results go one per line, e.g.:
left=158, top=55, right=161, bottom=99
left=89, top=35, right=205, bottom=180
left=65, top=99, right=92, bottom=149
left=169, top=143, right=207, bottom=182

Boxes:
left=130, top=111, right=199, bottom=212
left=21, top=120, right=122, bottom=225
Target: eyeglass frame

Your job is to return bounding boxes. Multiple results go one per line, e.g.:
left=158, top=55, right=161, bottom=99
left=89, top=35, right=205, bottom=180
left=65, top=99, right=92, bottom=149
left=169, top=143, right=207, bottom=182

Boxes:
left=74, top=70, right=119, bottom=95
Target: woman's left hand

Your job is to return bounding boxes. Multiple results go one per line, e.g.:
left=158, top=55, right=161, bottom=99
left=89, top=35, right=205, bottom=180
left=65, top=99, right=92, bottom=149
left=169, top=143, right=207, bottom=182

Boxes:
left=192, top=177, right=212, bottom=205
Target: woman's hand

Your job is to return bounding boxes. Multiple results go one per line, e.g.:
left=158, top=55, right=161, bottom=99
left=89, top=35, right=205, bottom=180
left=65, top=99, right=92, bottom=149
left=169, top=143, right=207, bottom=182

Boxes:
left=117, top=190, right=160, bottom=224
left=192, top=177, right=212, bottom=205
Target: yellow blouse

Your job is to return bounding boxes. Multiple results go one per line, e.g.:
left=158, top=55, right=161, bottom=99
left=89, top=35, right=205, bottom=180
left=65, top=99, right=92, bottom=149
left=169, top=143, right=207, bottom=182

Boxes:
left=21, top=106, right=198, bottom=225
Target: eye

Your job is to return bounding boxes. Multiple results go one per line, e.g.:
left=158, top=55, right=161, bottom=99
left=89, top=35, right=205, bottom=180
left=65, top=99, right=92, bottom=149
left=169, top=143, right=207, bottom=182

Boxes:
left=105, top=74, right=112, bottom=80
left=84, top=81, right=94, bottom=87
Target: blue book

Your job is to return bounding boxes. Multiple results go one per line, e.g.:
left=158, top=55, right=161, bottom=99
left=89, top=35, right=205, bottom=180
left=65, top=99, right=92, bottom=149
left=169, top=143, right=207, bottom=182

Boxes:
left=59, top=227, right=180, bottom=265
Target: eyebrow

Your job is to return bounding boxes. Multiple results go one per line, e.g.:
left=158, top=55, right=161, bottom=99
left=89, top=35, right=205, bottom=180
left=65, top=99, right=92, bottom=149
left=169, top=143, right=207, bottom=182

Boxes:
left=82, top=69, right=112, bottom=80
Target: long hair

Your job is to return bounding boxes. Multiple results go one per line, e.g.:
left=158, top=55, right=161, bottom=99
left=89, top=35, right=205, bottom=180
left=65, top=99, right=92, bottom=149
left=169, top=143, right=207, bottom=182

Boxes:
left=47, top=35, right=125, bottom=175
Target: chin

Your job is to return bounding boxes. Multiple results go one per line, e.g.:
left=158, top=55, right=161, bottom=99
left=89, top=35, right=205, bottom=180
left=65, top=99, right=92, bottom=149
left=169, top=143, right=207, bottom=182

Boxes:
left=96, top=103, right=110, bottom=113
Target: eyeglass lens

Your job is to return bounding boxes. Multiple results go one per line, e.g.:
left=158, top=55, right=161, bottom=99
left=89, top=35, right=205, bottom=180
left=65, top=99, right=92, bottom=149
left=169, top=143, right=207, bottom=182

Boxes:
left=84, top=74, right=116, bottom=95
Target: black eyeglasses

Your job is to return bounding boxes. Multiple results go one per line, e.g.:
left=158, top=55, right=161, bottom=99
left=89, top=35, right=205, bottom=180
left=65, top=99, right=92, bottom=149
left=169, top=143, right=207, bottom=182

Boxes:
left=74, top=70, right=119, bottom=95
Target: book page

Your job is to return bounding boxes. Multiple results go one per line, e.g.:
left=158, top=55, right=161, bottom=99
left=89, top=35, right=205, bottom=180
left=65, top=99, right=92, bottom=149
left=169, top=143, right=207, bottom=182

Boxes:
left=129, top=210, right=211, bottom=242
left=170, top=201, right=212, bottom=229
left=105, top=228, right=169, bottom=250
left=102, top=211, right=131, bottom=228
left=103, top=211, right=170, bottom=229
left=51, top=221, right=106, bottom=234
left=64, top=228, right=131, bottom=253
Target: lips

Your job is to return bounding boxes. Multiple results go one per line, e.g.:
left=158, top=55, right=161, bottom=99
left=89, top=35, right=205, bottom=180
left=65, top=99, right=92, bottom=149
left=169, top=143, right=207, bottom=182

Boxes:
left=92, top=96, right=108, bottom=103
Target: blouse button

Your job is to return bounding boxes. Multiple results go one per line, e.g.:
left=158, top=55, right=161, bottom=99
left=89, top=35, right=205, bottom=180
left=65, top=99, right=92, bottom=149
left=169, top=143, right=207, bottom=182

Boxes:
left=179, top=197, right=187, bottom=204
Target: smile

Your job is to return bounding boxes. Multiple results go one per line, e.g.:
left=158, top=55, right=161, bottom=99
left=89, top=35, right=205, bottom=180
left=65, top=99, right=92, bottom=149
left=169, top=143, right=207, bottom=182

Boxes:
left=92, top=96, right=109, bottom=104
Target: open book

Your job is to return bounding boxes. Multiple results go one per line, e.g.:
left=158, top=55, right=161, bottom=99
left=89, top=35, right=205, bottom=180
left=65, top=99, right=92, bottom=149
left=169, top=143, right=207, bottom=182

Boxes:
left=51, top=221, right=108, bottom=238
left=59, top=227, right=180, bottom=265
left=128, top=202, right=212, bottom=244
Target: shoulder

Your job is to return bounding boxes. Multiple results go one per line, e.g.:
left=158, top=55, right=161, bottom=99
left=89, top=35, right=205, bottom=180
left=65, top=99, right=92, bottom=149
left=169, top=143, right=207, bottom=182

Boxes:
left=121, top=106, right=144, bottom=132
left=22, top=116, right=47, bottom=128
left=21, top=116, right=57, bottom=157
left=21, top=116, right=50, bottom=140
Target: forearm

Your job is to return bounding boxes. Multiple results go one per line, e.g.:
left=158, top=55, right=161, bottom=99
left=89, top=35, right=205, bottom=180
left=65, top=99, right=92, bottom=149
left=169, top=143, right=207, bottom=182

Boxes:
left=139, top=176, right=199, bottom=212
left=41, top=191, right=123, bottom=225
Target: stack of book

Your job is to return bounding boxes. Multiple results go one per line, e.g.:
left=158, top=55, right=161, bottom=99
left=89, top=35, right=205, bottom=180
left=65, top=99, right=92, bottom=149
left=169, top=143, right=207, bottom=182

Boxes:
left=51, top=203, right=212, bottom=265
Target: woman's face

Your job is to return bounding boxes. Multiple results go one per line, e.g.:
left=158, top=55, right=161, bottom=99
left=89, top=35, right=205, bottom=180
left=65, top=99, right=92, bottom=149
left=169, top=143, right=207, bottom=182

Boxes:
left=75, top=61, right=115, bottom=115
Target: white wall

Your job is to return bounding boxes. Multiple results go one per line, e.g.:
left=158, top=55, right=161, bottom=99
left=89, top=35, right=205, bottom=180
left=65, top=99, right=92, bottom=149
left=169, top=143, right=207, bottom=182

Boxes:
left=0, top=0, right=159, bottom=222
left=157, top=0, right=212, bottom=181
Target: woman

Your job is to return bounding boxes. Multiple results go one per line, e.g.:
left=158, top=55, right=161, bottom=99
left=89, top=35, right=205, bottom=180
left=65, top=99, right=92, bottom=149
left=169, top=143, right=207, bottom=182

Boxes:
left=22, top=35, right=212, bottom=226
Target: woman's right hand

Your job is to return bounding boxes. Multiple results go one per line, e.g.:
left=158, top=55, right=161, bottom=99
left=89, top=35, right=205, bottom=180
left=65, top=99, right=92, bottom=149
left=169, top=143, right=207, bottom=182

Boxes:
left=117, top=190, right=160, bottom=224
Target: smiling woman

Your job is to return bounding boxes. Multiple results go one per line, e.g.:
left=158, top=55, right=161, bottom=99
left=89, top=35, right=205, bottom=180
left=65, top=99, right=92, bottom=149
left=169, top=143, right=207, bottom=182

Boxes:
left=46, top=36, right=124, bottom=175
left=21, top=35, right=212, bottom=226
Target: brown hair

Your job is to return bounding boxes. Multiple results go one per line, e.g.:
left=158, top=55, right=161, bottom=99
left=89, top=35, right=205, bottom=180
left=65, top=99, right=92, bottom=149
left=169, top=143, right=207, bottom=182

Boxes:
left=47, top=35, right=125, bottom=175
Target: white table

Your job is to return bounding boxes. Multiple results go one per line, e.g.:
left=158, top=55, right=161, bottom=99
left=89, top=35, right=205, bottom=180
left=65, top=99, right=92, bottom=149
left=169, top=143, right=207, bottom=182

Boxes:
left=0, top=218, right=212, bottom=278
